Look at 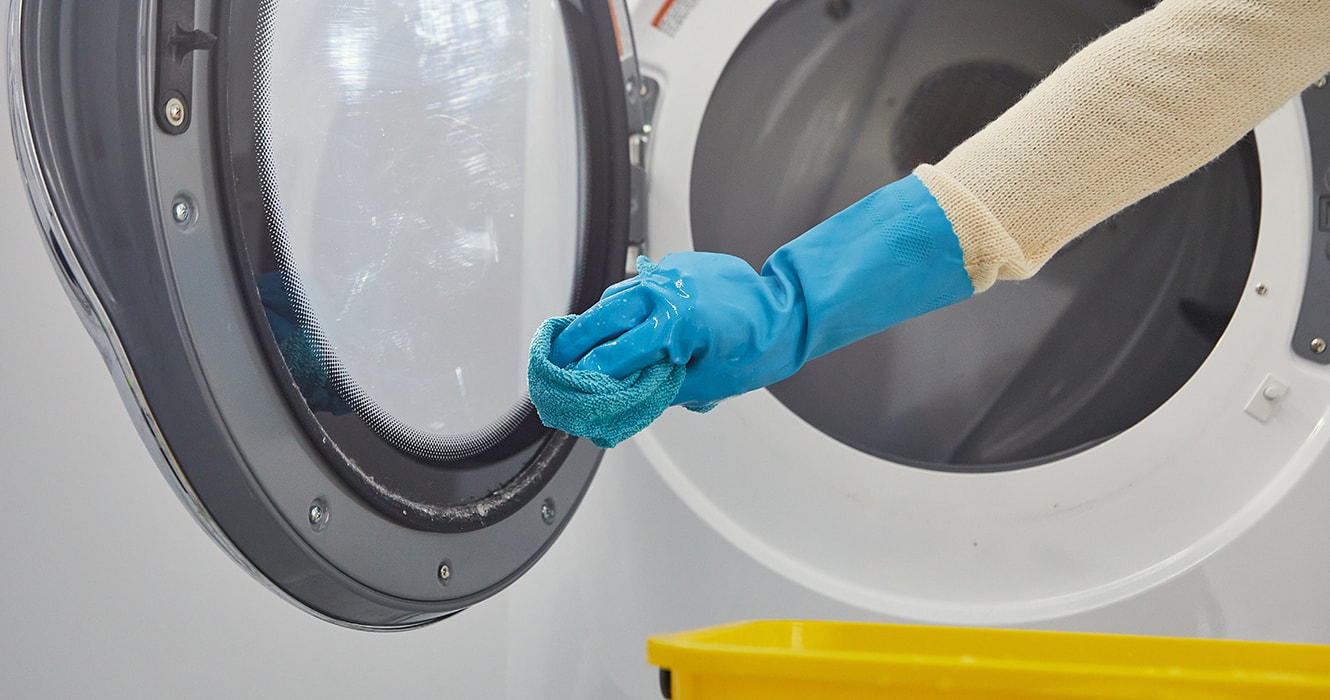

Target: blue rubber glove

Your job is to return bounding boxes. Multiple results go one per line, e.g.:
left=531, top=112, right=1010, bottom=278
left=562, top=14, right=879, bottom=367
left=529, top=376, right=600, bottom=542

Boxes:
left=549, top=174, right=975, bottom=408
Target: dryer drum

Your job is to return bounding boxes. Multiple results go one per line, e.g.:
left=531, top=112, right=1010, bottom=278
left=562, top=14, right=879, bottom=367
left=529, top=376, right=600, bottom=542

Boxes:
left=692, top=0, right=1261, bottom=471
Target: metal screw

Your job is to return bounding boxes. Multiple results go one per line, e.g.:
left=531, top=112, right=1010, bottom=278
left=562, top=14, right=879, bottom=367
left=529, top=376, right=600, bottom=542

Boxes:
left=308, top=499, right=329, bottom=531
left=164, top=97, right=187, bottom=128
left=172, top=199, right=192, bottom=224
left=541, top=499, right=556, bottom=525
left=1316, top=76, right=1328, bottom=89
left=1313, top=338, right=1327, bottom=354
left=1255, top=284, right=1268, bottom=295
left=437, top=561, right=452, bottom=585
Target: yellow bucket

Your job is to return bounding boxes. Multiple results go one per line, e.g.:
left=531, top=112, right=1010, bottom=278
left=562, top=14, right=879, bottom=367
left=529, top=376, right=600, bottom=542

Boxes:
left=647, top=621, right=1330, bottom=699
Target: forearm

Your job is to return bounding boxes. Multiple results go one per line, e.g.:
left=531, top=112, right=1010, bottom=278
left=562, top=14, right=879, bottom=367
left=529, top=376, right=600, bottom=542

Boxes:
left=916, top=0, right=1330, bottom=292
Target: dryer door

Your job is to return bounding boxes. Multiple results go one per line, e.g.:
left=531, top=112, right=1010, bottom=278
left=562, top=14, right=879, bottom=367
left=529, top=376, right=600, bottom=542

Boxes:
left=12, top=0, right=637, bottom=629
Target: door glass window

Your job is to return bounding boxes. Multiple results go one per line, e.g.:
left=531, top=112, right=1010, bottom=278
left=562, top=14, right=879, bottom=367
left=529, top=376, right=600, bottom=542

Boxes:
left=256, top=0, right=581, bottom=458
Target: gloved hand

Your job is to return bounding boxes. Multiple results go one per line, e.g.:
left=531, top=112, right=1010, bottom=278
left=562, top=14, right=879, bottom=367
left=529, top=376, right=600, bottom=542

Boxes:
left=549, top=174, right=975, bottom=408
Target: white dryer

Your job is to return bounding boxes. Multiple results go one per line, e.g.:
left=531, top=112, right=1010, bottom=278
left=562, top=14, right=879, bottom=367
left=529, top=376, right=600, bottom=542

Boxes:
left=5, top=0, right=1330, bottom=697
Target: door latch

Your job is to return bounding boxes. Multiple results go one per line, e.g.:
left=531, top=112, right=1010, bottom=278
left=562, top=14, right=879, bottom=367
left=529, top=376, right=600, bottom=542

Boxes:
left=155, top=0, right=217, bottom=135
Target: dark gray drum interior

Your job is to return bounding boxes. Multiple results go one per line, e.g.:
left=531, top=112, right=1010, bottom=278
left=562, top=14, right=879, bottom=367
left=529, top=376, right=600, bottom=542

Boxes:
left=691, top=0, right=1260, bottom=470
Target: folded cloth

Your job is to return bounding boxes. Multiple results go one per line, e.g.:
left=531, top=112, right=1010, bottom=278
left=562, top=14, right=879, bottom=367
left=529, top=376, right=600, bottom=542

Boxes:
left=528, top=315, right=691, bottom=448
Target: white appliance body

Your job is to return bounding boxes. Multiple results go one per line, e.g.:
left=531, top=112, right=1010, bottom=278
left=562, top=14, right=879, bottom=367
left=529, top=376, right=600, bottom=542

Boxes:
left=4, top=1, right=1330, bottom=698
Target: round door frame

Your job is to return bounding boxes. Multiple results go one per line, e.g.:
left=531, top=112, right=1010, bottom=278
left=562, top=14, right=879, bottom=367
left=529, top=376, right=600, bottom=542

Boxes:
left=11, top=0, right=630, bottom=629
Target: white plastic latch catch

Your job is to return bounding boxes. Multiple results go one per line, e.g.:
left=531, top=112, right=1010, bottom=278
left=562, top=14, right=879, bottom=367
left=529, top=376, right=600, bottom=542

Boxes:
left=1244, top=375, right=1290, bottom=424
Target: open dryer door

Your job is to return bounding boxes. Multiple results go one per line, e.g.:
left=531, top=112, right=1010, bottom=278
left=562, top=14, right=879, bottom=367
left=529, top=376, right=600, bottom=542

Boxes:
left=11, top=0, right=642, bottom=629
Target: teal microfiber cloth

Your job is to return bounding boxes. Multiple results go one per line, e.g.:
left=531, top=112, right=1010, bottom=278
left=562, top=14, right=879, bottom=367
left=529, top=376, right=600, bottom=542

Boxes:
left=528, top=259, right=715, bottom=448
left=528, top=315, right=686, bottom=448
left=258, top=272, right=353, bottom=416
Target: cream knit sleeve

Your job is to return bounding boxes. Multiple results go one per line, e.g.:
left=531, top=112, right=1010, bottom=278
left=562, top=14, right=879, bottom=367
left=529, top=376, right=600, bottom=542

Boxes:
left=914, top=0, right=1330, bottom=293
